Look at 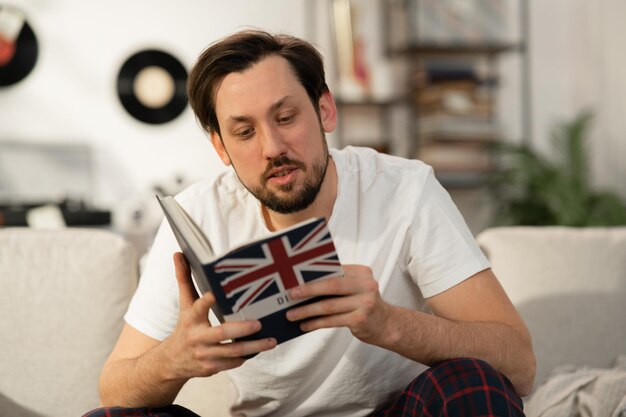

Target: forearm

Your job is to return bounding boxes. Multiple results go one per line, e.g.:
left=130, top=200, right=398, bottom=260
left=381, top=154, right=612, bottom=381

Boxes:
left=380, top=305, right=535, bottom=396
left=99, top=342, right=188, bottom=408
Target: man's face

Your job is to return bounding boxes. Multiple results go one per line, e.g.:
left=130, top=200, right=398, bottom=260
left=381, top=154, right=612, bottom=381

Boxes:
left=211, top=55, right=336, bottom=214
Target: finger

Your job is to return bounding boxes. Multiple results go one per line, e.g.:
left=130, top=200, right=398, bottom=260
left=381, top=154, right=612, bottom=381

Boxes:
left=289, top=275, right=377, bottom=299
left=209, top=337, right=277, bottom=359
left=174, top=252, right=198, bottom=310
left=191, top=336, right=277, bottom=375
left=288, top=276, right=342, bottom=299
left=191, top=290, right=217, bottom=324
left=204, top=320, right=264, bottom=344
left=298, top=309, right=384, bottom=343
left=286, top=294, right=361, bottom=322
left=341, top=264, right=373, bottom=277
left=298, top=311, right=354, bottom=333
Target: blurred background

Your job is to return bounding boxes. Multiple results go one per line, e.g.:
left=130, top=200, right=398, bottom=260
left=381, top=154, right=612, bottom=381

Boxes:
left=1, top=0, right=625, bottom=257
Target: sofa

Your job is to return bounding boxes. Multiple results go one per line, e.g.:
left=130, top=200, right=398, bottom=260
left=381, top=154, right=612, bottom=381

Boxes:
left=2, top=226, right=625, bottom=416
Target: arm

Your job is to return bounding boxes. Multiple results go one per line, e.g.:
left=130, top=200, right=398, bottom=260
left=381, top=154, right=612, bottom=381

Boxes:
left=98, top=253, right=277, bottom=407
left=286, top=266, right=536, bottom=397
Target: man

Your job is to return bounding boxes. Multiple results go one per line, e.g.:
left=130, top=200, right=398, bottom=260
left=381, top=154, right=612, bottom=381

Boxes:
left=94, top=30, right=535, bottom=417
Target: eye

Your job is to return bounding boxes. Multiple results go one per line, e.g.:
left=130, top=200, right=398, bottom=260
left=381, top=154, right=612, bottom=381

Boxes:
left=234, top=127, right=255, bottom=139
left=277, top=113, right=295, bottom=125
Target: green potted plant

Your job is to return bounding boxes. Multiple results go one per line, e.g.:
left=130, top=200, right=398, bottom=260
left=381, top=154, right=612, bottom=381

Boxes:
left=488, top=110, right=626, bottom=226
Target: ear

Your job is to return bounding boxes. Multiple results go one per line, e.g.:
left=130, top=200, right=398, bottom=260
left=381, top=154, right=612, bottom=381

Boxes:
left=318, top=91, right=337, bottom=133
left=210, top=132, right=231, bottom=166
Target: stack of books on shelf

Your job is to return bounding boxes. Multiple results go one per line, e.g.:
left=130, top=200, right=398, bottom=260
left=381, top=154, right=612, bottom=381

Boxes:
left=413, top=60, right=499, bottom=187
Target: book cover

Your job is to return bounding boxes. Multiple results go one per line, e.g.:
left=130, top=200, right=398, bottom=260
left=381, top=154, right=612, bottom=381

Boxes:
left=157, top=195, right=343, bottom=345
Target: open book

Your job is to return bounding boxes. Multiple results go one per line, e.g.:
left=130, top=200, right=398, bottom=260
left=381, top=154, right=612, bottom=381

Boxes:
left=156, top=195, right=343, bottom=345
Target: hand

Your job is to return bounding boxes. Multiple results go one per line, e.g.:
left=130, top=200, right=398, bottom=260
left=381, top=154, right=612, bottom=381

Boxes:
left=162, top=252, right=277, bottom=379
left=285, top=265, right=393, bottom=345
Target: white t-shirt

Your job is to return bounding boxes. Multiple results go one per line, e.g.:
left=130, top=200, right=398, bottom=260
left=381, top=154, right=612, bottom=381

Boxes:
left=125, top=146, right=490, bottom=417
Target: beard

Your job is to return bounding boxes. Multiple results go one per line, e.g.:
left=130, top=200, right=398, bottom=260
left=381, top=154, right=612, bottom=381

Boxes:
left=236, top=140, right=329, bottom=215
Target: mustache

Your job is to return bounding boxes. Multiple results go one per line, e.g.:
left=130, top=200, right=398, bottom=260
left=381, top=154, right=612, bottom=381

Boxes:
left=263, top=156, right=306, bottom=179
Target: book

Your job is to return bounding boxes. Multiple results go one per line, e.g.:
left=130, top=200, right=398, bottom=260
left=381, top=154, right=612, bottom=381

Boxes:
left=417, top=141, right=495, bottom=172
left=156, top=195, right=343, bottom=345
left=416, top=113, right=502, bottom=141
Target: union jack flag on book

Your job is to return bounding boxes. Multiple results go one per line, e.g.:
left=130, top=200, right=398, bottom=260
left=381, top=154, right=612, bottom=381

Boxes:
left=208, top=217, right=342, bottom=322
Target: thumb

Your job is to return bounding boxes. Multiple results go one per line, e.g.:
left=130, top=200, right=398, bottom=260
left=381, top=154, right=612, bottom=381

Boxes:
left=173, top=252, right=198, bottom=310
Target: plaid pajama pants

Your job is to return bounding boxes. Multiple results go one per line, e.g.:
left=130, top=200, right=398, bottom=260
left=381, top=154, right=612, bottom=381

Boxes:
left=372, top=358, right=524, bottom=417
left=83, top=358, right=524, bottom=417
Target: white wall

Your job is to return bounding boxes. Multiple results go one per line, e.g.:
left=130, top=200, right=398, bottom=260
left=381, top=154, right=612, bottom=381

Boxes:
left=0, top=0, right=307, bottom=228
left=528, top=0, right=626, bottom=198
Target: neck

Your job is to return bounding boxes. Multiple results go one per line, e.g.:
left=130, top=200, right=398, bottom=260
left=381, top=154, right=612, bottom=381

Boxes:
left=262, top=157, right=337, bottom=231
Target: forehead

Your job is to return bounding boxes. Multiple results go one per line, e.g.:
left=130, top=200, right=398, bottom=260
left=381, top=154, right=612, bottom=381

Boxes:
left=214, top=55, right=308, bottom=118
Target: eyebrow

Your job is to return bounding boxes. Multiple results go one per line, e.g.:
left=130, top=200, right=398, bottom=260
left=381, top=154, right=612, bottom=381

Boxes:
left=227, top=95, right=294, bottom=124
left=269, top=95, right=293, bottom=113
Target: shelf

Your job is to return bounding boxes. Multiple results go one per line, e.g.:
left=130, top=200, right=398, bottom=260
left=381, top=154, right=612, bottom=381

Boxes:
left=433, top=170, right=496, bottom=189
left=335, top=96, right=408, bottom=107
left=389, top=42, right=524, bottom=57
left=372, top=0, right=531, bottom=190
left=334, top=96, right=405, bottom=152
left=419, top=136, right=500, bottom=145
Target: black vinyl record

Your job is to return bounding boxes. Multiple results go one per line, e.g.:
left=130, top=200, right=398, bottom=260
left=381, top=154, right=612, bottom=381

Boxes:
left=0, top=5, right=38, bottom=87
left=117, top=49, right=188, bottom=124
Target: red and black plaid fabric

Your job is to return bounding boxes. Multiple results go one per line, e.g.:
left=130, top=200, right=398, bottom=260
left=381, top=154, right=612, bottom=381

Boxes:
left=82, top=405, right=200, bottom=417
left=373, top=357, right=525, bottom=417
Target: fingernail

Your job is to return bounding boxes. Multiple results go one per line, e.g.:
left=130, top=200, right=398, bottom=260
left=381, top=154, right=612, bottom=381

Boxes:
left=290, top=288, right=301, bottom=298
left=286, top=310, right=296, bottom=321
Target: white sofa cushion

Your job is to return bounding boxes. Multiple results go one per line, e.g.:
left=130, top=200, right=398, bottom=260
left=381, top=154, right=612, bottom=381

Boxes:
left=174, top=373, right=236, bottom=417
left=476, top=226, right=626, bottom=390
left=0, top=228, right=138, bottom=417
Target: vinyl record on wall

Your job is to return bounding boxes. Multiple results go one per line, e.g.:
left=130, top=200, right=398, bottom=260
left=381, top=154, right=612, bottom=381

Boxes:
left=0, top=5, right=39, bottom=87
left=117, top=49, right=188, bottom=124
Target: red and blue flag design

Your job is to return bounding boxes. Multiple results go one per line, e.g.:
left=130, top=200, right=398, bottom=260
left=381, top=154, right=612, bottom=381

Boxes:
left=210, top=217, right=341, bottom=316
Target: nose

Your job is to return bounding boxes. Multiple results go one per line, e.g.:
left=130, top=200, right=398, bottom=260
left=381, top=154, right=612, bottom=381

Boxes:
left=259, top=124, right=288, bottom=160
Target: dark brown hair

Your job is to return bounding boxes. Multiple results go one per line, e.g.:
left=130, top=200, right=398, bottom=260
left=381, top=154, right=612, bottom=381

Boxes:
left=187, top=29, right=329, bottom=137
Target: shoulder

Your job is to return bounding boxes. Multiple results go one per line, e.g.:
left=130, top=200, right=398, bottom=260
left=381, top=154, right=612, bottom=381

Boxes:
left=331, top=146, right=436, bottom=204
left=332, top=146, right=433, bottom=182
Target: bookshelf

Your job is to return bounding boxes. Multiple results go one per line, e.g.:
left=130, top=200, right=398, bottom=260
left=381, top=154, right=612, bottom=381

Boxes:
left=334, top=96, right=407, bottom=153
left=382, top=0, right=530, bottom=188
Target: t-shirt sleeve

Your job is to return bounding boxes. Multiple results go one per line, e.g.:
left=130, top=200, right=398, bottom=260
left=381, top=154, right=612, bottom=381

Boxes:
left=407, top=171, right=491, bottom=298
left=124, top=219, right=181, bottom=341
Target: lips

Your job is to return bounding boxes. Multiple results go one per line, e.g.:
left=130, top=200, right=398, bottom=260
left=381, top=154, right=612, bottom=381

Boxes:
left=268, top=166, right=297, bottom=179
left=263, top=157, right=306, bottom=186
left=265, top=167, right=299, bottom=187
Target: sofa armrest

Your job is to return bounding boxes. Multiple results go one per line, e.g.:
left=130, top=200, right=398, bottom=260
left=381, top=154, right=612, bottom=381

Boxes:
left=476, top=226, right=626, bottom=389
